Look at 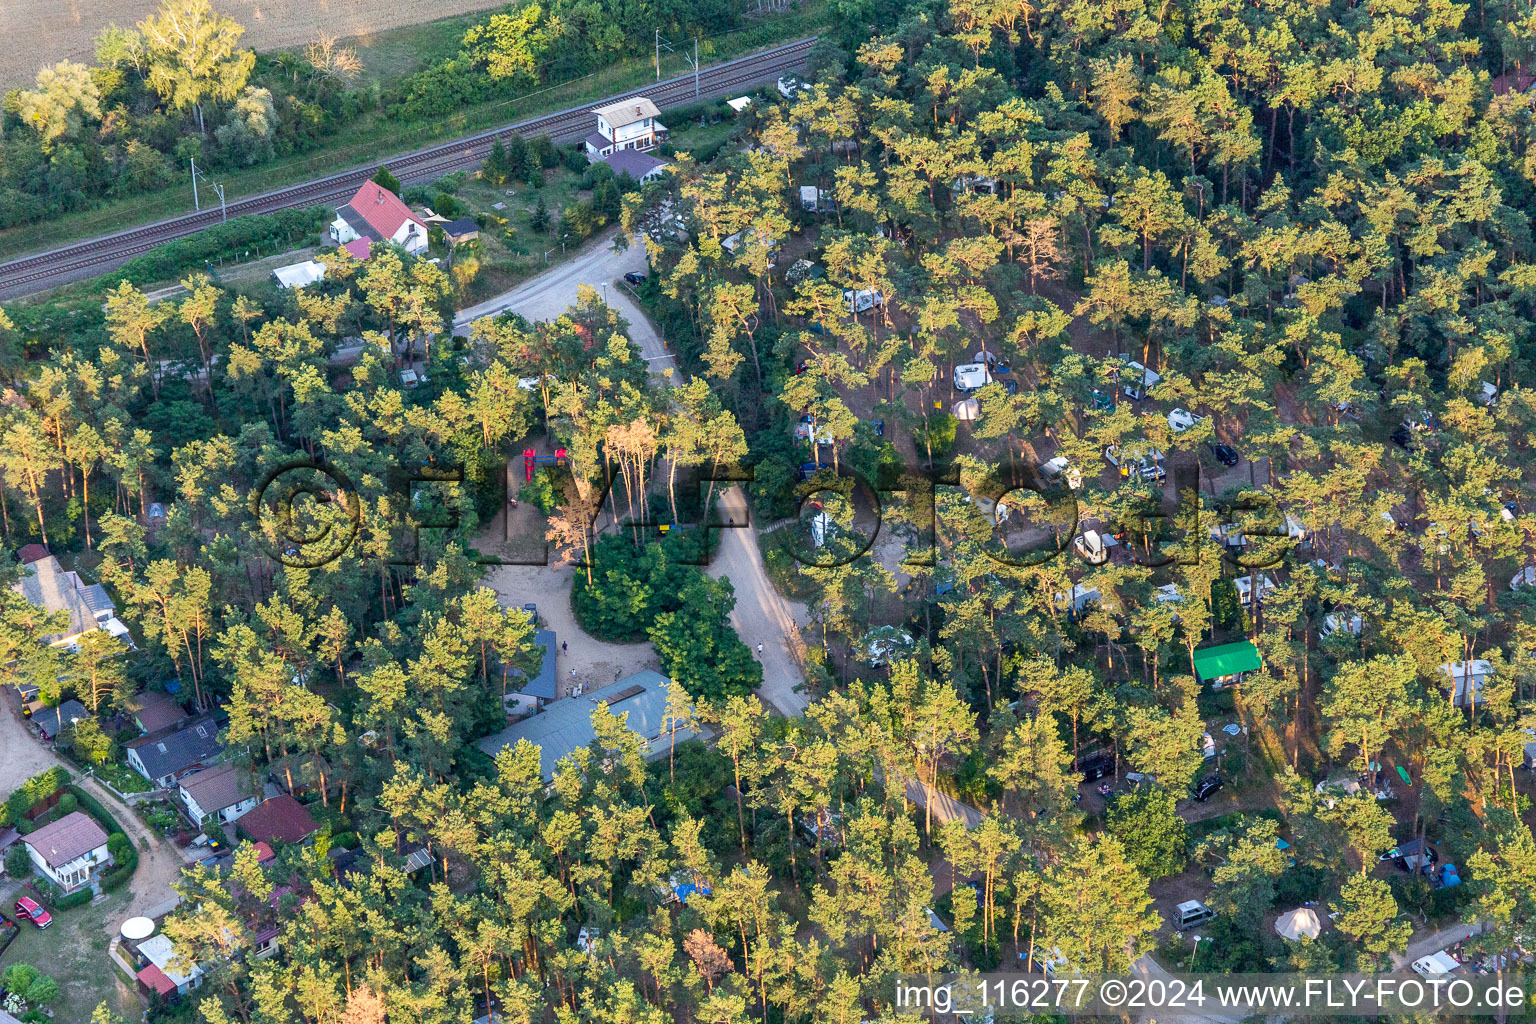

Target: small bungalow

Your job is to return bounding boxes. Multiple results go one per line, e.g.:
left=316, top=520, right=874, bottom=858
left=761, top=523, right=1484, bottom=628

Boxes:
left=22, top=811, right=111, bottom=893
left=178, top=763, right=260, bottom=827
left=131, top=691, right=189, bottom=735
left=269, top=753, right=332, bottom=798
left=126, top=715, right=225, bottom=788
left=441, top=217, right=480, bottom=248
left=504, top=628, right=557, bottom=715
left=603, top=149, right=670, bottom=184
left=135, top=934, right=203, bottom=998
left=238, top=796, right=319, bottom=846
left=1193, top=640, right=1262, bottom=689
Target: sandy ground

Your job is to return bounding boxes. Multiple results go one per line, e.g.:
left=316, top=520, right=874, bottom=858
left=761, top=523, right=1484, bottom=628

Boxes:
left=0, top=0, right=507, bottom=89
left=707, top=486, right=812, bottom=717
left=481, top=562, right=659, bottom=695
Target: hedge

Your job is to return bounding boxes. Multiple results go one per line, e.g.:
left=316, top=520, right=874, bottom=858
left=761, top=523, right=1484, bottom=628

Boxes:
left=100, top=866, right=134, bottom=893
left=107, top=206, right=330, bottom=287
left=0, top=766, right=72, bottom=828
left=54, top=889, right=93, bottom=911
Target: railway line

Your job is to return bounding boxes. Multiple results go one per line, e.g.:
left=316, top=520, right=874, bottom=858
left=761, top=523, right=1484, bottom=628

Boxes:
left=0, top=36, right=816, bottom=299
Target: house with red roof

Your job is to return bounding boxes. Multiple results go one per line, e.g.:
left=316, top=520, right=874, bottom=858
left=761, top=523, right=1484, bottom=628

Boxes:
left=329, top=181, right=428, bottom=255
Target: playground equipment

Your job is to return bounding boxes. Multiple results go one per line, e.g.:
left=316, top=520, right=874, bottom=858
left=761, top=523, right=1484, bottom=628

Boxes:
left=524, top=448, right=569, bottom=482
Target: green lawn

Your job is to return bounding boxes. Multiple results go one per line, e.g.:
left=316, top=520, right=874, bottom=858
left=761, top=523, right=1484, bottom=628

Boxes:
left=94, top=762, right=152, bottom=796
left=0, top=7, right=830, bottom=264
left=343, top=13, right=491, bottom=85
left=3, top=891, right=142, bottom=1023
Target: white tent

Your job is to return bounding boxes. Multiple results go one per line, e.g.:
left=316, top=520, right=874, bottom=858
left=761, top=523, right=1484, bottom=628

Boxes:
left=1275, top=907, right=1321, bottom=941
left=953, top=397, right=980, bottom=420
left=273, top=260, right=326, bottom=289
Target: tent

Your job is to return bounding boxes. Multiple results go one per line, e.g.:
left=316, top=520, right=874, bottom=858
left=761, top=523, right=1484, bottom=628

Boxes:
left=1192, top=640, right=1262, bottom=687
left=272, top=260, right=326, bottom=289
left=1275, top=907, right=1321, bottom=941
left=953, top=397, right=980, bottom=420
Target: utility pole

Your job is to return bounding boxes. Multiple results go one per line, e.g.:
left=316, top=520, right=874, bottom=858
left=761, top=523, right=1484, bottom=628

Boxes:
left=655, top=28, right=660, bottom=81
left=694, top=38, right=700, bottom=98
left=191, top=157, right=200, bottom=212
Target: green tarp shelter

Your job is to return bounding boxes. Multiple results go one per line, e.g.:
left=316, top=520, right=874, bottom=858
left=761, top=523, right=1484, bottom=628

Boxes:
left=1192, top=640, right=1262, bottom=683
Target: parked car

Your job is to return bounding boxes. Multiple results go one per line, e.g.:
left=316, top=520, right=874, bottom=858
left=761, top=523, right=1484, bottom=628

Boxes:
left=622, top=271, right=646, bottom=285
left=1075, top=754, right=1113, bottom=781
left=1104, top=444, right=1167, bottom=481
left=1207, top=441, right=1240, bottom=466
left=14, top=897, right=51, bottom=929
left=522, top=603, right=539, bottom=625
left=1190, top=773, right=1223, bottom=801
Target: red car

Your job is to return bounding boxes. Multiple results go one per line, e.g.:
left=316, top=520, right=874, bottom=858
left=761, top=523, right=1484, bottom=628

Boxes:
left=14, top=897, right=51, bottom=929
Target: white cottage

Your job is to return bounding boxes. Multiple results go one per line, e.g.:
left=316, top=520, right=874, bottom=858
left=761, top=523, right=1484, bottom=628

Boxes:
left=22, top=811, right=111, bottom=893
left=584, top=97, right=665, bottom=158
left=178, top=763, right=259, bottom=826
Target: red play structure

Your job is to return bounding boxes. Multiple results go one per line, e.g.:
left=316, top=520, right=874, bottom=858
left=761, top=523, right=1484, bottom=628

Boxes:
left=523, top=448, right=568, bottom=481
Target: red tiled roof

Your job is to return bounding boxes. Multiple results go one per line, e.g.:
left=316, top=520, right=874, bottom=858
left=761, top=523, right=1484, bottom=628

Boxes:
left=252, top=841, right=275, bottom=863
left=343, top=238, right=372, bottom=260
left=1493, top=71, right=1536, bottom=96
left=137, top=964, right=177, bottom=996
left=17, top=543, right=49, bottom=564
left=343, top=182, right=423, bottom=243
left=237, top=796, right=317, bottom=845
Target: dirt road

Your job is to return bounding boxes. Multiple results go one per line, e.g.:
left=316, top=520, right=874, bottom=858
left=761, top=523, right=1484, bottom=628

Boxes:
left=455, top=230, right=680, bottom=383
left=707, top=487, right=811, bottom=717
left=0, top=697, right=65, bottom=794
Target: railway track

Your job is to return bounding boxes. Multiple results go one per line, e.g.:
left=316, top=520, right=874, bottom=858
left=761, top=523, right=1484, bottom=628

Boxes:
left=0, top=36, right=816, bottom=299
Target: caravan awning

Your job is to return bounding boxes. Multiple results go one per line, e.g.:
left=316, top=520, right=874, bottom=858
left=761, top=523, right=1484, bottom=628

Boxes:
left=1192, top=640, right=1262, bottom=681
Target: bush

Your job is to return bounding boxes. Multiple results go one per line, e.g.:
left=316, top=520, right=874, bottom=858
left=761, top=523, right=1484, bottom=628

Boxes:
left=331, top=831, right=359, bottom=850
left=54, top=889, right=92, bottom=911
left=1, top=767, right=71, bottom=827
left=107, top=832, right=133, bottom=862
left=100, top=866, right=133, bottom=893
left=4, top=845, right=31, bottom=879
left=56, top=794, right=78, bottom=816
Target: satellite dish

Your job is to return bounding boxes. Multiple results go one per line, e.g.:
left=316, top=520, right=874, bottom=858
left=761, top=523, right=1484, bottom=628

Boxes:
left=121, top=917, right=155, bottom=941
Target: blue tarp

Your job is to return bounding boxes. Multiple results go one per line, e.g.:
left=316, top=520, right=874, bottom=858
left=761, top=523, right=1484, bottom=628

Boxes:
left=674, top=880, right=712, bottom=904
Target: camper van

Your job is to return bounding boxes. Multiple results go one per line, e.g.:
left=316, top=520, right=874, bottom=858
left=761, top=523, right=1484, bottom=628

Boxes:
left=1039, top=456, right=1083, bottom=490
left=843, top=288, right=885, bottom=314
left=1118, top=357, right=1161, bottom=400
left=1176, top=900, right=1216, bottom=928
left=954, top=363, right=993, bottom=392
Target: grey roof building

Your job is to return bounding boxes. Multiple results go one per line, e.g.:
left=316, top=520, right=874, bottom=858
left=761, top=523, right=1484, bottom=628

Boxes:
left=33, top=699, right=90, bottom=740
left=509, top=628, right=558, bottom=702
left=126, top=715, right=224, bottom=786
left=478, top=669, right=695, bottom=781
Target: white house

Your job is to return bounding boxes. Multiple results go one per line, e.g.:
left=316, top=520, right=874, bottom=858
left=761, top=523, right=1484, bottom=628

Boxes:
left=584, top=97, right=665, bottom=159
left=22, top=811, right=111, bottom=893
left=1439, top=660, right=1492, bottom=708
left=329, top=181, right=428, bottom=255
left=178, top=763, right=259, bottom=827
left=11, top=545, right=131, bottom=652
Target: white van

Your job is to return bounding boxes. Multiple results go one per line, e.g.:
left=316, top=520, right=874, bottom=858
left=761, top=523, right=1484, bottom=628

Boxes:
left=1412, top=951, right=1460, bottom=976
left=843, top=288, right=885, bottom=314
left=1176, top=900, right=1216, bottom=927
left=1040, top=456, right=1083, bottom=490
left=954, top=363, right=993, bottom=392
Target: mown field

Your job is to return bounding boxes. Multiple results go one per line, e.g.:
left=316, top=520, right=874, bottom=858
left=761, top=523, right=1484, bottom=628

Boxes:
left=0, top=0, right=509, bottom=88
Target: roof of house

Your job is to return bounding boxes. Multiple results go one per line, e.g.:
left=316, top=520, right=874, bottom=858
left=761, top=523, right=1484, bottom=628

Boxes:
left=79, top=583, right=113, bottom=617
left=137, top=964, right=178, bottom=997
left=16, top=543, right=49, bottom=564
left=127, top=715, right=224, bottom=779
left=1493, top=71, right=1536, bottom=95
left=34, top=700, right=90, bottom=739
left=237, top=795, right=318, bottom=845
left=341, top=181, right=424, bottom=243
left=441, top=217, right=479, bottom=238
left=477, top=669, right=693, bottom=781
left=24, top=810, right=109, bottom=867
left=342, top=237, right=372, bottom=260
left=139, top=934, right=203, bottom=986
left=604, top=150, right=669, bottom=181
left=1192, top=640, right=1263, bottom=680
left=593, top=96, right=661, bottom=128
left=13, top=555, right=105, bottom=638
left=584, top=131, right=612, bottom=153
left=269, top=752, right=331, bottom=792
left=179, top=763, right=256, bottom=813
left=510, top=628, right=558, bottom=701
left=132, top=691, right=189, bottom=734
